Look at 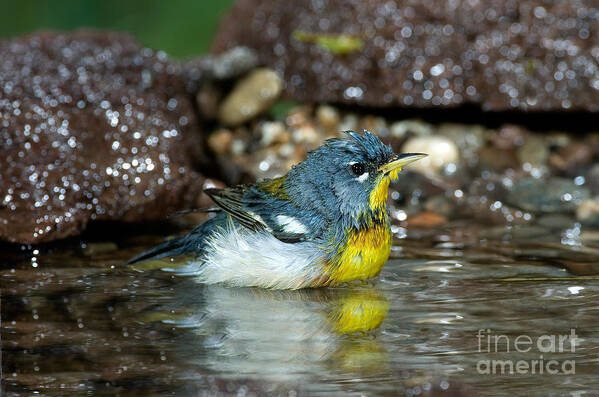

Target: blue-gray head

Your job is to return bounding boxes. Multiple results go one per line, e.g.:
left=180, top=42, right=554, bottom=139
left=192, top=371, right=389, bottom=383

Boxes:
left=284, top=130, right=426, bottom=222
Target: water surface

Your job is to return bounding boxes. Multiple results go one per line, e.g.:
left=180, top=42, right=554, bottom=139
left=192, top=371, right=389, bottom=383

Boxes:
left=2, top=220, right=599, bottom=396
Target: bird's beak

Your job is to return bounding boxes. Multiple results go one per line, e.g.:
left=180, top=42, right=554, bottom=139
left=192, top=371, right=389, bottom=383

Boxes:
left=378, top=153, right=428, bottom=174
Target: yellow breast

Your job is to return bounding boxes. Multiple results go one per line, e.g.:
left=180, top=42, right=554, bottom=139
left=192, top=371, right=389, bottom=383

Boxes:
left=326, top=223, right=392, bottom=285
left=316, top=173, right=394, bottom=286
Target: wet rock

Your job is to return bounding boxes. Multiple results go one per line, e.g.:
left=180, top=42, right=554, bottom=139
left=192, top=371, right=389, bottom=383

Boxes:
left=507, top=177, right=590, bottom=213
left=576, top=199, right=599, bottom=227
left=218, top=68, right=283, bottom=126
left=214, top=0, right=599, bottom=112
left=0, top=31, right=208, bottom=244
left=401, top=136, right=459, bottom=175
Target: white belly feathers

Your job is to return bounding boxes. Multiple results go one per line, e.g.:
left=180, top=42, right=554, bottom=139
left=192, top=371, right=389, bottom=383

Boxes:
left=177, top=218, right=324, bottom=289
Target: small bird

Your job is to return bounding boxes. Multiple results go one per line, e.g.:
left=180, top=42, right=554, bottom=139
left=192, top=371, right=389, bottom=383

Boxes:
left=128, top=130, right=426, bottom=289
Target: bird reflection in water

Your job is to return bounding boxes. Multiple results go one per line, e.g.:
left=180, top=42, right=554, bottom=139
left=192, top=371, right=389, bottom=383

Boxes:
left=140, top=280, right=390, bottom=382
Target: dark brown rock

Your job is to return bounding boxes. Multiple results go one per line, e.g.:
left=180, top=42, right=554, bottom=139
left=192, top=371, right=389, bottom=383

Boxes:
left=214, top=0, right=599, bottom=112
left=0, top=31, right=209, bottom=244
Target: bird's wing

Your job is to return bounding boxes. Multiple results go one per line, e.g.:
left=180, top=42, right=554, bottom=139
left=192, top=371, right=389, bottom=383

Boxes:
left=204, top=186, right=268, bottom=232
left=204, top=185, right=318, bottom=243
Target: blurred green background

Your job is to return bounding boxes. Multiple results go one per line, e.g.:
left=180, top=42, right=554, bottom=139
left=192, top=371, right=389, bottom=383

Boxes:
left=0, top=0, right=234, bottom=58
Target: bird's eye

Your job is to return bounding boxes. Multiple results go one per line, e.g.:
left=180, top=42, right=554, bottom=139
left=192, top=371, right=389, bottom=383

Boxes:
left=351, top=163, right=366, bottom=175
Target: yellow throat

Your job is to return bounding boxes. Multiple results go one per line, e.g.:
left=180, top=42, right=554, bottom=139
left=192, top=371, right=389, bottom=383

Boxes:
left=325, top=172, right=398, bottom=285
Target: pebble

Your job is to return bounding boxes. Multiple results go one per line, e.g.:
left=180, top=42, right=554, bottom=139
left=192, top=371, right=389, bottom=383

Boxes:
left=576, top=199, right=599, bottom=227
left=407, top=212, right=447, bottom=227
left=81, top=242, right=118, bottom=257
left=390, top=120, right=434, bottom=139
left=423, top=195, right=455, bottom=218
left=315, top=105, right=340, bottom=133
left=587, top=164, right=599, bottom=196
left=493, top=125, right=526, bottom=150
left=218, top=68, right=283, bottom=126
left=196, top=82, right=222, bottom=120
left=478, top=147, right=519, bottom=172
left=338, top=114, right=359, bottom=132
left=292, top=124, right=320, bottom=145
left=508, top=177, right=590, bottom=213
left=401, top=136, right=459, bottom=175
left=204, top=46, right=259, bottom=80
left=517, top=136, right=549, bottom=167
left=360, top=116, right=388, bottom=137
left=260, top=121, right=290, bottom=146
left=549, top=142, right=593, bottom=173
left=537, top=214, right=576, bottom=229
left=208, top=129, right=234, bottom=155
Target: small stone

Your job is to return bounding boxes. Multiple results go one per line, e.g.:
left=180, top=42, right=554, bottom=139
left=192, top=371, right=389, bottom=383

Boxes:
left=478, top=146, right=519, bottom=171
left=401, top=135, right=459, bottom=175
left=292, top=124, right=320, bottom=145
left=549, top=142, right=593, bottom=173
left=196, top=82, right=222, bottom=120
left=81, top=242, right=118, bottom=257
left=493, top=125, right=527, bottom=150
left=230, top=139, right=247, bottom=156
left=205, top=46, right=259, bottom=80
left=561, top=261, right=599, bottom=276
left=259, top=121, right=289, bottom=146
left=315, top=105, right=340, bottom=132
left=407, top=212, right=447, bottom=227
left=207, top=129, right=233, bottom=155
left=507, top=177, right=590, bottom=213
left=338, top=114, right=358, bottom=132
left=218, top=68, right=283, bottom=126
left=576, top=199, right=599, bottom=226
left=390, top=119, right=434, bottom=139
left=286, top=105, right=312, bottom=128
left=423, top=195, right=455, bottom=217
left=587, top=164, right=599, bottom=196
left=360, top=115, right=388, bottom=137
left=438, top=124, right=485, bottom=150
left=467, top=175, right=511, bottom=203
left=458, top=197, right=533, bottom=225
left=537, top=214, right=576, bottom=229
left=517, top=136, right=549, bottom=167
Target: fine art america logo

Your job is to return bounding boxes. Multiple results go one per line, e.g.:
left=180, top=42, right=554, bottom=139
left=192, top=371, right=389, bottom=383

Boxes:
left=476, top=329, right=578, bottom=375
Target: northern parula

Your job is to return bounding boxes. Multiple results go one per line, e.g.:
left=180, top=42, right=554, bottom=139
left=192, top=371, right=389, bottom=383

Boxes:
left=128, top=130, right=426, bottom=289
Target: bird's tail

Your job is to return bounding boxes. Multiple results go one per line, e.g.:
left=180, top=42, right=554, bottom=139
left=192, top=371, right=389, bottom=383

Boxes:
left=126, top=212, right=222, bottom=265
left=126, top=235, right=191, bottom=265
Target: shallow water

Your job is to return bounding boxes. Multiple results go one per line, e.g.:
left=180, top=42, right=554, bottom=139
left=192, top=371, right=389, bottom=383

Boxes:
left=2, top=219, right=599, bottom=396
